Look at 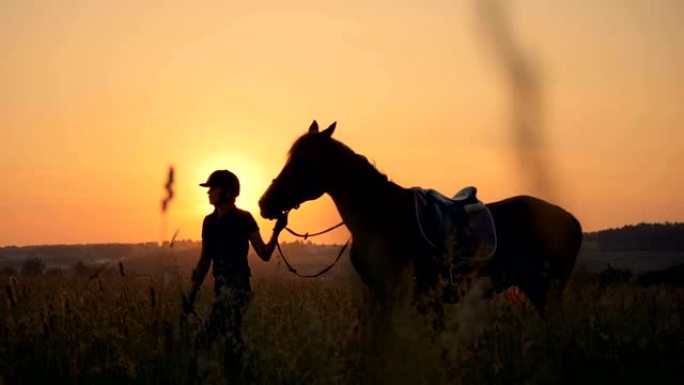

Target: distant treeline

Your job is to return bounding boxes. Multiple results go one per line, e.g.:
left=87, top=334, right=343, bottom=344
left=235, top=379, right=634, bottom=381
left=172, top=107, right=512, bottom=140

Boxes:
left=0, top=240, right=349, bottom=277
left=584, top=222, right=684, bottom=251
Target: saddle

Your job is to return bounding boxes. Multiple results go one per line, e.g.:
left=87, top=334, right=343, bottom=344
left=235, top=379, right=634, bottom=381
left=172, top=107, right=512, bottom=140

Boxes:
left=413, top=186, right=497, bottom=283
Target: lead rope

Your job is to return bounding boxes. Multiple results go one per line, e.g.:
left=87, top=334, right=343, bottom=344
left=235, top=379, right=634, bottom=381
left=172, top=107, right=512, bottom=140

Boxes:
left=276, top=238, right=351, bottom=278
left=284, top=221, right=346, bottom=240
left=276, top=221, right=350, bottom=278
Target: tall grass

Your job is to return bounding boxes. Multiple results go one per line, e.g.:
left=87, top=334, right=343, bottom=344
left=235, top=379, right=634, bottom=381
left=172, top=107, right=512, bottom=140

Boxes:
left=0, top=274, right=681, bottom=384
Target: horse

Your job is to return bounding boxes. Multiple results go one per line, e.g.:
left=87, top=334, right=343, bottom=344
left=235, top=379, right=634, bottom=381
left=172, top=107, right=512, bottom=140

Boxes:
left=259, top=121, right=582, bottom=320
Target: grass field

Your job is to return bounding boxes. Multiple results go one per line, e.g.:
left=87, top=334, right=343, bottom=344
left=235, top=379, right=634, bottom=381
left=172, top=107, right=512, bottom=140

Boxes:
left=1, top=273, right=682, bottom=385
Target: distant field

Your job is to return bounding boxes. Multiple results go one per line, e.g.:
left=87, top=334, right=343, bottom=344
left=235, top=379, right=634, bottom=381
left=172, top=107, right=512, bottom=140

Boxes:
left=577, top=249, right=684, bottom=274
left=4, top=239, right=683, bottom=280
left=1, top=273, right=682, bottom=385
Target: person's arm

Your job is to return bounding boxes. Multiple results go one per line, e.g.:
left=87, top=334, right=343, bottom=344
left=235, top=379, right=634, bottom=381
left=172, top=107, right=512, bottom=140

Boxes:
left=191, top=244, right=211, bottom=293
left=184, top=242, right=211, bottom=312
left=249, top=214, right=288, bottom=262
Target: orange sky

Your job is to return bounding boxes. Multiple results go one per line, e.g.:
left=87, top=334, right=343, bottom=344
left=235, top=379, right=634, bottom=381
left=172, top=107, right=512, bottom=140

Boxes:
left=1, top=0, right=683, bottom=246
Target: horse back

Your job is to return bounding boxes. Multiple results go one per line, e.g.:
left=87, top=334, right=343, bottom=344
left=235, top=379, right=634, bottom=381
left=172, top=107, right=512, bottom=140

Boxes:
left=487, top=195, right=581, bottom=251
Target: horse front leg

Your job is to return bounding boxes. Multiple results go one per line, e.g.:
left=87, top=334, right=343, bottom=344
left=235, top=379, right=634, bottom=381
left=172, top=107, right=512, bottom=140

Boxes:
left=354, top=285, right=400, bottom=385
left=414, top=287, right=446, bottom=333
left=412, top=272, right=452, bottom=366
left=410, top=257, right=447, bottom=333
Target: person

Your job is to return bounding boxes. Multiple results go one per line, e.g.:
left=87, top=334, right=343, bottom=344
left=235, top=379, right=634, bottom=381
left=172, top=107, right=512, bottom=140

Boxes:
left=184, top=169, right=287, bottom=377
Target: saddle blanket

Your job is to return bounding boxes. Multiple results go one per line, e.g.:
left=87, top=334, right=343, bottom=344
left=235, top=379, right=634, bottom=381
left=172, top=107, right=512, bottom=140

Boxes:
left=412, top=186, right=497, bottom=264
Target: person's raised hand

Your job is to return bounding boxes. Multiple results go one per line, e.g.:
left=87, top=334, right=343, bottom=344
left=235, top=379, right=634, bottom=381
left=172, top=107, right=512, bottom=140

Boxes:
left=274, top=212, right=288, bottom=233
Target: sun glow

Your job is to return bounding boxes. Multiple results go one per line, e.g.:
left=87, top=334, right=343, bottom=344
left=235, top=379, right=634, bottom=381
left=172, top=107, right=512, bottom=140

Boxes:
left=1, top=1, right=683, bottom=246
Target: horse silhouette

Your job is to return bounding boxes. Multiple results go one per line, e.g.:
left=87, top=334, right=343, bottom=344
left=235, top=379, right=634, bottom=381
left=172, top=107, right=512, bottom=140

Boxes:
left=259, top=121, right=581, bottom=320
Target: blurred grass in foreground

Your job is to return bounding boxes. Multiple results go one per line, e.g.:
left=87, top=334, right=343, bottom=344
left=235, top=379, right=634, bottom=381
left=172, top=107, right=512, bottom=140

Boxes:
left=0, top=273, right=681, bottom=385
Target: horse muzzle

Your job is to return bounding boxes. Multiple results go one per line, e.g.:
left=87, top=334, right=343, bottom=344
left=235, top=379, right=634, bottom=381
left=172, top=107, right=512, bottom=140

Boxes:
left=259, top=195, right=298, bottom=219
left=259, top=180, right=303, bottom=219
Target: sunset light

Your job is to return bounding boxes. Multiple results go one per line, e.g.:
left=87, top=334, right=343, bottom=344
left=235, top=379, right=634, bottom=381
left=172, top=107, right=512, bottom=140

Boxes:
left=2, top=2, right=683, bottom=384
left=1, top=0, right=682, bottom=246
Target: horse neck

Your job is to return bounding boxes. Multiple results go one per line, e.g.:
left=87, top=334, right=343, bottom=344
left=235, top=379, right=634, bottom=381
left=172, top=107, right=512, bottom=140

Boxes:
left=325, top=152, right=404, bottom=235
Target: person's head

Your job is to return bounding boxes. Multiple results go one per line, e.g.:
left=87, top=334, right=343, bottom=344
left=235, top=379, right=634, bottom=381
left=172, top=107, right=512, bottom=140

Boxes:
left=200, top=170, right=240, bottom=206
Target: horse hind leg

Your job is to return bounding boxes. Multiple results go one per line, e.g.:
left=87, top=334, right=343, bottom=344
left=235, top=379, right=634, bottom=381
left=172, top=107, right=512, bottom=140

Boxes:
left=516, top=254, right=575, bottom=313
left=538, top=216, right=583, bottom=311
left=521, top=275, right=550, bottom=311
left=495, top=254, right=549, bottom=310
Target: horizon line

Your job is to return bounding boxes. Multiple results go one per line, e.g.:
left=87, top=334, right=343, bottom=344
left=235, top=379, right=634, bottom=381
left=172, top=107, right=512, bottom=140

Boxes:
left=2, top=221, right=683, bottom=249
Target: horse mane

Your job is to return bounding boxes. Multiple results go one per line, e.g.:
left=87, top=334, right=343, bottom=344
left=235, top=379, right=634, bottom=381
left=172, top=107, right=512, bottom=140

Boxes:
left=289, top=132, right=390, bottom=187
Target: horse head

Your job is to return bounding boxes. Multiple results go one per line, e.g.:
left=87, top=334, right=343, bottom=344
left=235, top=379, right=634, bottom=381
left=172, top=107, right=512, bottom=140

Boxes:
left=259, top=120, right=337, bottom=219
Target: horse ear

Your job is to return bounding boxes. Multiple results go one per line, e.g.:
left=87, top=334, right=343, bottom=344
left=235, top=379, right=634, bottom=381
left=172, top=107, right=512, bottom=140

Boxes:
left=322, top=121, right=336, bottom=137
left=309, top=120, right=319, bottom=133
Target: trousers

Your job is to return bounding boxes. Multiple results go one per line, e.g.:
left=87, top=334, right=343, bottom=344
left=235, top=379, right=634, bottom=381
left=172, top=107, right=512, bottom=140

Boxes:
left=197, top=276, right=252, bottom=359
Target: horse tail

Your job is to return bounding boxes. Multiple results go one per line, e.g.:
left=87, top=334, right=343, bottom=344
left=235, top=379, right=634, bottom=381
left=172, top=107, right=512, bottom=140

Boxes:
left=551, top=208, right=583, bottom=298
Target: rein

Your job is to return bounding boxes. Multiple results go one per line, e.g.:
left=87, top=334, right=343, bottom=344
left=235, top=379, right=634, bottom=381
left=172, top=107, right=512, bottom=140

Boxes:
left=276, top=221, right=350, bottom=278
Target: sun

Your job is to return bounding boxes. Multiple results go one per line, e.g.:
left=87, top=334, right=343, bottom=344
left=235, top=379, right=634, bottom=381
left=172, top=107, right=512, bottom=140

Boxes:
left=193, top=153, right=269, bottom=216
